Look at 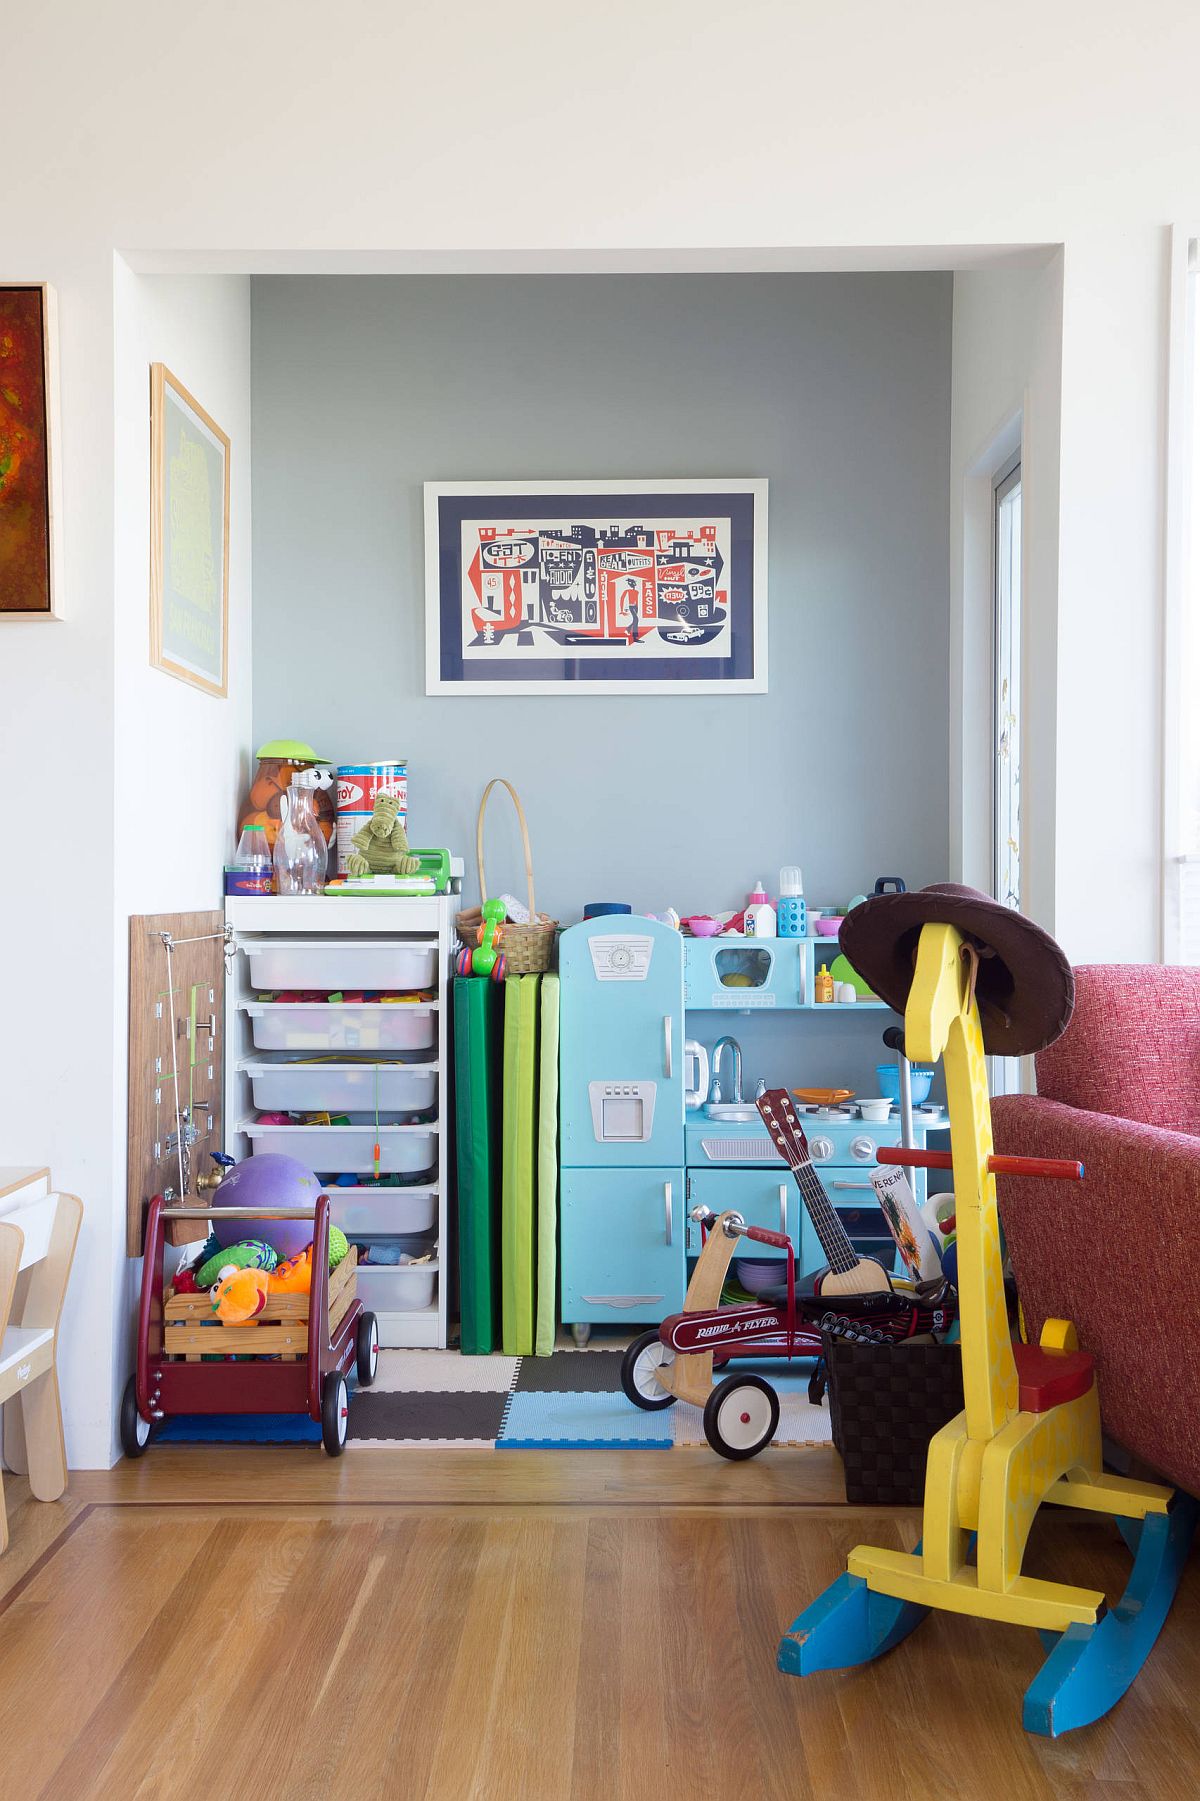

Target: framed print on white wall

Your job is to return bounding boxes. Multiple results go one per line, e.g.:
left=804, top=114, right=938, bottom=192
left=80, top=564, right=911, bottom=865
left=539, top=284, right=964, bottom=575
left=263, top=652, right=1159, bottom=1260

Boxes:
left=149, top=362, right=230, bottom=697
left=424, top=477, right=768, bottom=695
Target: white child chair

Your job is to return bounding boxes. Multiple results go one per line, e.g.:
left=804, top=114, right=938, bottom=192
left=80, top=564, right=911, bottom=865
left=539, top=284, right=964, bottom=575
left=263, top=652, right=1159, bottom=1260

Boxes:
left=0, top=1189, right=82, bottom=1550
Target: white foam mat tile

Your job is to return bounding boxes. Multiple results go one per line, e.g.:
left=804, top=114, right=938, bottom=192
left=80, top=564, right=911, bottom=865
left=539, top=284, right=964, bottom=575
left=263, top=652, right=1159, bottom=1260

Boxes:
left=671, top=1391, right=834, bottom=1448
left=369, top=1350, right=519, bottom=1394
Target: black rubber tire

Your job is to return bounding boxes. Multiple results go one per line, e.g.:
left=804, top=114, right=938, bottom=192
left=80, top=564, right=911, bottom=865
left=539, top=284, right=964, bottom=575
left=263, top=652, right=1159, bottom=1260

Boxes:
left=621, top=1330, right=677, bottom=1411
left=120, top=1374, right=153, bottom=1459
left=702, top=1373, right=780, bottom=1461
left=322, top=1371, right=350, bottom=1456
left=356, top=1311, right=379, bottom=1386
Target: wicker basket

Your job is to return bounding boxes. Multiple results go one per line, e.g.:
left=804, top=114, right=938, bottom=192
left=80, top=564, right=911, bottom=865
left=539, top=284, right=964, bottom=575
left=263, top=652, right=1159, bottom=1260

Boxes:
left=823, top=1332, right=965, bottom=1506
left=455, top=778, right=558, bottom=975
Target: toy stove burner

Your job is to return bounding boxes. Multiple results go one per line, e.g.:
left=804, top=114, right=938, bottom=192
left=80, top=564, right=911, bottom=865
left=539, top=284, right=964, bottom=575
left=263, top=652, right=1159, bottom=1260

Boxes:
left=809, top=1105, right=852, bottom=1121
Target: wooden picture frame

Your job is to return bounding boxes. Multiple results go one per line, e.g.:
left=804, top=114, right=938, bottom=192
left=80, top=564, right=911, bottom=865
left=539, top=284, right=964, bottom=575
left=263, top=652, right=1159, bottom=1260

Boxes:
left=0, top=283, right=64, bottom=621
left=149, top=362, right=230, bottom=697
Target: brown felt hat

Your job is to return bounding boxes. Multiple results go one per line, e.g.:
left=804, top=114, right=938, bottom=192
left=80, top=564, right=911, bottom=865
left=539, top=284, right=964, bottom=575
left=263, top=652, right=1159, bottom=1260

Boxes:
left=839, top=883, right=1074, bottom=1057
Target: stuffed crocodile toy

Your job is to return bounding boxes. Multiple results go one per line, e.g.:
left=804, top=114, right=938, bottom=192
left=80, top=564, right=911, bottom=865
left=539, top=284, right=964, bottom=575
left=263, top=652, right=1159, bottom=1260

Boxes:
left=346, top=792, right=420, bottom=877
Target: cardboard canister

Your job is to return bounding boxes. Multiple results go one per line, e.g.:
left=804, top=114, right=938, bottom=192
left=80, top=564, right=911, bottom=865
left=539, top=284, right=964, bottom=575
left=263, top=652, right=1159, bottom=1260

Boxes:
left=337, top=762, right=408, bottom=872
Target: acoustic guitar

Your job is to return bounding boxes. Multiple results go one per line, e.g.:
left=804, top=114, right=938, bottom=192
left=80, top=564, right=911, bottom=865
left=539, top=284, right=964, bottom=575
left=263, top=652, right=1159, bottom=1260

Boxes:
left=755, top=1088, right=895, bottom=1296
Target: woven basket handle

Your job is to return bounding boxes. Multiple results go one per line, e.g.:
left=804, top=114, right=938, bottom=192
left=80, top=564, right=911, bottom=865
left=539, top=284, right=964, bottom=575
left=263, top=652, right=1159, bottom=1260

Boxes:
left=476, top=778, right=536, bottom=919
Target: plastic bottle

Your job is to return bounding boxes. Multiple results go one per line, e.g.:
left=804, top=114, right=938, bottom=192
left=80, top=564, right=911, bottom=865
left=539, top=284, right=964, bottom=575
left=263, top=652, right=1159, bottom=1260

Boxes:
left=815, top=963, right=834, bottom=1004
left=273, top=770, right=329, bottom=895
left=232, top=822, right=273, bottom=895
left=747, top=878, right=770, bottom=907
left=778, top=866, right=806, bottom=938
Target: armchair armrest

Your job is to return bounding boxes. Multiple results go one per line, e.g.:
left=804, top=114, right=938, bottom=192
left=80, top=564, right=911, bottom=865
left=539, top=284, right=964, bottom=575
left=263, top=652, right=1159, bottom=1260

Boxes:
left=992, top=1094, right=1200, bottom=1497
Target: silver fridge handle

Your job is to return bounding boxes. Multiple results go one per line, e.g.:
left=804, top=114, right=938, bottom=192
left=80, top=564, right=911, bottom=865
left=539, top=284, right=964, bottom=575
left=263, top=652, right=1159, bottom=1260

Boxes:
left=779, top=1184, right=788, bottom=1236
left=663, top=1014, right=673, bottom=1079
left=664, top=1180, right=673, bottom=1245
left=830, top=1180, right=875, bottom=1191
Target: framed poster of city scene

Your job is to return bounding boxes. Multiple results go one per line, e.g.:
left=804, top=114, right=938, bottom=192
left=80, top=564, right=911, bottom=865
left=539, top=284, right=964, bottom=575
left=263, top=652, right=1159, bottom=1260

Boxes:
left=424, top=478, right=767, bottom=695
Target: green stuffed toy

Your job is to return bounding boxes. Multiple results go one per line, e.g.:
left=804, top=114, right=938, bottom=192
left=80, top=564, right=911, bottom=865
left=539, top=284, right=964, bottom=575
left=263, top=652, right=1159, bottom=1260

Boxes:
left=345, top=793, right=420, bottom=878
left=195, top=1239, right=279, bottom=1289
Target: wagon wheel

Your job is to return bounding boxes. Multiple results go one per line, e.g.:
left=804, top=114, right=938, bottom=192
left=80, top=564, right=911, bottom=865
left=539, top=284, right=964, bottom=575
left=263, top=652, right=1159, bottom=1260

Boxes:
left=322, top=1371, right=350, bottom=1456
left=119, top=1374, right=154, bottom=1459
left=356, top=1311, right=380, bottom=1386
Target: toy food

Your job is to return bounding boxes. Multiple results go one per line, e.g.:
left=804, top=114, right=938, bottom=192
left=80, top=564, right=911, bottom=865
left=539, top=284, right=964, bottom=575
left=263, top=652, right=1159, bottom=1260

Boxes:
left=239, top=739, right=335, bottom=853
left=196, top=1238, right=279, bottom=1289
left=209, top=1232, right=348, bottom=1323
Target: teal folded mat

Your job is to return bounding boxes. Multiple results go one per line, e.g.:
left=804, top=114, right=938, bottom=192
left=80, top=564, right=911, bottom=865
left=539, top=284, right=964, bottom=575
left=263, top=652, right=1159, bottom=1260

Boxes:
left=535, top=975, right=560, bottom=1356
left=501, top=974, right=540, bottom=1355
left=454, top=977, right=502, bottom=1353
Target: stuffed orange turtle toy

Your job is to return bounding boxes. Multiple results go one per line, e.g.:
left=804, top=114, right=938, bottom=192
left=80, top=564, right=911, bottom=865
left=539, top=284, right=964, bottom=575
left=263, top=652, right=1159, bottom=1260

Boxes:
left=210, top=1247, right=315, bottom=1324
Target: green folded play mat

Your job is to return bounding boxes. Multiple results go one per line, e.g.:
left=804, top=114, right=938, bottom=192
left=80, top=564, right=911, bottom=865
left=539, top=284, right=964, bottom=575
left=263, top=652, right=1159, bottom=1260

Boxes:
left=453, top=976, right=502, bottom=1353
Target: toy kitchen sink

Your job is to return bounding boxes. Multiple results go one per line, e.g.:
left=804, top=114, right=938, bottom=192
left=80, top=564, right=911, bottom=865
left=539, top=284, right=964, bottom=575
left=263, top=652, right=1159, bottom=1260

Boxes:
left=558, top=917, right=935, bottom=1343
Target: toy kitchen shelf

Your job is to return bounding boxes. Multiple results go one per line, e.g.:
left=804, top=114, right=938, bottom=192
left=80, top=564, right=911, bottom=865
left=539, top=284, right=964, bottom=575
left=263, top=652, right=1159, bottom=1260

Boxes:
left=224, top=894, right=457, bottom=1348
left=684, top=934, right=886, bottom=1010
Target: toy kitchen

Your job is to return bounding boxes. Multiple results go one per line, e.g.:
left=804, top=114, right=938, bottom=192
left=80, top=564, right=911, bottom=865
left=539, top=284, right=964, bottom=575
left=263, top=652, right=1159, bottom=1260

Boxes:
left=558, top=915, right=945, bottom=1343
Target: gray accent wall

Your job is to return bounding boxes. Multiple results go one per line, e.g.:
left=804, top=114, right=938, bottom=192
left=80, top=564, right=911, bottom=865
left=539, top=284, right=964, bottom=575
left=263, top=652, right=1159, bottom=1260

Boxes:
left=251, top=273, right=951, bottom=1088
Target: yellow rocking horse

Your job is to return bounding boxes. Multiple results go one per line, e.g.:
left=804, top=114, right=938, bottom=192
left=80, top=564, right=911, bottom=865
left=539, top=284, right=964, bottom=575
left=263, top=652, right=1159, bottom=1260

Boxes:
left=778, top=885, right=1197, bottom=1736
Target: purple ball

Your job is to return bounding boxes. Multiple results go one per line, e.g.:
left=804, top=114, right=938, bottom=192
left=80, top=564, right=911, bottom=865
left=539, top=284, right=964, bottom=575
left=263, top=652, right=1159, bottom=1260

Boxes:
left=212, top=1153, right=321, bottom=1258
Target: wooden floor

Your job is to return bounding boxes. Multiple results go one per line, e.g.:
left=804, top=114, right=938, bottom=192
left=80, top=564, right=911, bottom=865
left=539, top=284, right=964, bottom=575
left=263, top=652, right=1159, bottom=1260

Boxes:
left=1, top=1449, right=1198, bottom=1800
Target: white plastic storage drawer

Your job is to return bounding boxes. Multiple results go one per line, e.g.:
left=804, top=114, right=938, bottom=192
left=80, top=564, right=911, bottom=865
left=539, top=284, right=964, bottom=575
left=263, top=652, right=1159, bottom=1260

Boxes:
left=242, top=1002, right=436, bottom=1054
left=243, top=938, right=437, bottom=993
left=245, top=1061, right=437, bottom=1115
left=243, top=1121, right=437, bottom=1175
left=327, top=1187, right=439, bottom=1237
left=356, top=1262, right=438, bottom=1314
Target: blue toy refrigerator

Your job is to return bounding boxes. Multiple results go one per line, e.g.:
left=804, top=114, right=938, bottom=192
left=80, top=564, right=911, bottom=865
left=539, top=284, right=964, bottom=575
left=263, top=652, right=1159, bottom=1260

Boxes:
left=558, top=917, right=686, bottom=1342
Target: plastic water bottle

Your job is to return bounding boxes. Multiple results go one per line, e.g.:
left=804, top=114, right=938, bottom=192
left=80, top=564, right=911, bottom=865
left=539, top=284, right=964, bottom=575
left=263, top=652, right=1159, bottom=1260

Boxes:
left=231, top=822, right=273, bottom=894
left=778, top=866, right=806, bottom=938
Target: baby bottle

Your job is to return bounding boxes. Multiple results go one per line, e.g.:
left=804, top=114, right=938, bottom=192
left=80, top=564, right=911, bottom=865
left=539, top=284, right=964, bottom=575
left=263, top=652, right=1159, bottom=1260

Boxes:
left=778, top=866, right=806, bottom=938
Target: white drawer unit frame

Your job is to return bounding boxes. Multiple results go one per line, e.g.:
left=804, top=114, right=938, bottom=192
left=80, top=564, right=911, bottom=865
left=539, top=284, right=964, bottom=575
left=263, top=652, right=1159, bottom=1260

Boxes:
left=226, top=894, right=457, bottom=1349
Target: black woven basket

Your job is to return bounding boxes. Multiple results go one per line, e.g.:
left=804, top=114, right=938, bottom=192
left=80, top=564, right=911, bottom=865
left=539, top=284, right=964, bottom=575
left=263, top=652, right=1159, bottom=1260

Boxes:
left=823, top=1333, right=965, bottom=1507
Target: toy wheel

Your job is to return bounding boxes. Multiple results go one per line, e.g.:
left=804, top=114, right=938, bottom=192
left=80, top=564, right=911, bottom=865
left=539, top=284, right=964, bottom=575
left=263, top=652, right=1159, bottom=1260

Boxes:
left=322, top=1371, right=350, bottom=1456
left=120, top=1374, right=153, bottom=1459
left=356, top=1311, right=379, bottom=1386
left=621, top=1330, right=677, bottom=1411
left=702, top=1374, right=779, bottom=1461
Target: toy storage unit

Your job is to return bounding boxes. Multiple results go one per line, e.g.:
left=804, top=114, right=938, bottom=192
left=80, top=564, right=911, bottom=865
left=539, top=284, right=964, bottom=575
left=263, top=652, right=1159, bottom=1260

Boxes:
left=558, top=924, right=933, bottom=1339
left=225, top=894, right=456, bottom=1347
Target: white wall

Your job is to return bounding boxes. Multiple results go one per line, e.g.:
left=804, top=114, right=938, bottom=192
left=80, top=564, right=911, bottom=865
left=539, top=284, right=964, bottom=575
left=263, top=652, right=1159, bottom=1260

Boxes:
left=949, top=257, right=1064, bottom=936
left=108, top=268, right=253, bottom=1459
left=4, top=0, right=1198, bottom=1460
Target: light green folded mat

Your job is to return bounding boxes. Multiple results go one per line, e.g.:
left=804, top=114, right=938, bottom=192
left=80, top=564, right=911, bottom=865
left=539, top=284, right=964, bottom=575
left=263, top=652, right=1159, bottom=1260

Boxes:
left=534, top=974, right=560, bottom=1356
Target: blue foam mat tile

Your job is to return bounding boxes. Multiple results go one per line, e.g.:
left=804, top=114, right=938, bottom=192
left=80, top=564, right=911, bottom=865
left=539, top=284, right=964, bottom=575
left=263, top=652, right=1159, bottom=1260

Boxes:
left=155, top=1413, right=323, bottom=1444
left=497, top=1388, right=673, bottom=1449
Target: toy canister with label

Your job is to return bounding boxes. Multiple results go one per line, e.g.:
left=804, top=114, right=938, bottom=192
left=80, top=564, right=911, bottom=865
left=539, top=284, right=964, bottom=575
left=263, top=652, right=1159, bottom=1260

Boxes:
left=336, top=761, right=408, bottom=874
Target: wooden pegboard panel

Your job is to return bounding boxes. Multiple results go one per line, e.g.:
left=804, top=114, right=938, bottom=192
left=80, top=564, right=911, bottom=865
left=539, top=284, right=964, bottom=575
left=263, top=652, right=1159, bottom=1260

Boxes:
left=127, top=911, right=226, bottom=1255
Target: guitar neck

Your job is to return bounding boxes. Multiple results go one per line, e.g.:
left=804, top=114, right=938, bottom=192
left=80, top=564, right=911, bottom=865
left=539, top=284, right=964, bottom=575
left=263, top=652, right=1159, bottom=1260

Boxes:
left=792, top=1160, right=860, bottom=1275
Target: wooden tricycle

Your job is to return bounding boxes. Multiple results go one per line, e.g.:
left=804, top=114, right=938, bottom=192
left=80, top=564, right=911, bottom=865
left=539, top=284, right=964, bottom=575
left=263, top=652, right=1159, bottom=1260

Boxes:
left=621, top=1205, right=954, bottom=1459
left=123, top=1191, right=378, bottom=1458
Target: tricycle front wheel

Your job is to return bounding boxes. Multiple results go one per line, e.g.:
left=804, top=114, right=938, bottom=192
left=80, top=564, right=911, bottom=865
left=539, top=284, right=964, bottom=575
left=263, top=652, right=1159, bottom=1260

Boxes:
left=621, top=1330, right=677, bottom=1411
left=703, top=1374, right=779, bottom=1460
left=322, top=1372, right=350, bottom=1455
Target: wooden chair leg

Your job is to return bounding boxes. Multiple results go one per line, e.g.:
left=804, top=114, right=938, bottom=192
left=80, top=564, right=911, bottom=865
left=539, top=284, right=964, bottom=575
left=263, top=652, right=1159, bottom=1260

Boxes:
left=21, top=1371, right=67, bottom=1504
left=3, top=1395, right=29, bottom=1476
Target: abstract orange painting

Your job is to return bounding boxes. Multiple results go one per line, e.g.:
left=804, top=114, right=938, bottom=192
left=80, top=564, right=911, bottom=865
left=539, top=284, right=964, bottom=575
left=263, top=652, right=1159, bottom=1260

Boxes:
left=0, top=285, right=58, bottom=618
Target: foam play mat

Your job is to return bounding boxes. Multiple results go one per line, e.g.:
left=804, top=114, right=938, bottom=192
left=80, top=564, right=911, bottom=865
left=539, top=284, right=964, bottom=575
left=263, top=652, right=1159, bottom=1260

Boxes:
left=150, top=1348, right=835, bottom=1449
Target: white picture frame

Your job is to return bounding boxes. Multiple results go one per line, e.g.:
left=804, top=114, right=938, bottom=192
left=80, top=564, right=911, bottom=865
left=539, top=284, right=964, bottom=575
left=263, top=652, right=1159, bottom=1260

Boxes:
left=424, top=477, right=768, bottom=696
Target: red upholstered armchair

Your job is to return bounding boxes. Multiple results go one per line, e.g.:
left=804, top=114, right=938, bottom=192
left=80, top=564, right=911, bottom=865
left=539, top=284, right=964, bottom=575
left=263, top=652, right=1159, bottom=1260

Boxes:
left=992, top=965, right=1200, bottom=1497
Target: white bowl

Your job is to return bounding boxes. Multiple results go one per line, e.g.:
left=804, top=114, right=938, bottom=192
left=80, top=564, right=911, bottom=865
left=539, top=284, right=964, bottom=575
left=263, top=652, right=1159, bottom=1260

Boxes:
left=858, top=1098, right=894, bottom=1122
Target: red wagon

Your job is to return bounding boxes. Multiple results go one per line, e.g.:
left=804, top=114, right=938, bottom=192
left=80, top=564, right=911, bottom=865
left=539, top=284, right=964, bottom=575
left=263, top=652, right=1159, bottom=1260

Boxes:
left=122, top=1192, right=378, bottom=1458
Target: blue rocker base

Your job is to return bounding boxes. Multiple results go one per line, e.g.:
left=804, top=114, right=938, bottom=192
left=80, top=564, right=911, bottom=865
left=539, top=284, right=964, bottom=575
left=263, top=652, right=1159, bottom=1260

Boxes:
left=778, top=1544, right=932, bottom=1678
left=1023, top=1491, right=1198, bottom=1737
left=780, top=1502, right=1196, bottom=1737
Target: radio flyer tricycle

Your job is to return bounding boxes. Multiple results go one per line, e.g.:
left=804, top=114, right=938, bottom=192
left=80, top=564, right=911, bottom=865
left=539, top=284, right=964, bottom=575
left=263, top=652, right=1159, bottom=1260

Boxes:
left=620, top=1205, right=953, bottom=1459
left=124, top=1191, right=378, bottom=1458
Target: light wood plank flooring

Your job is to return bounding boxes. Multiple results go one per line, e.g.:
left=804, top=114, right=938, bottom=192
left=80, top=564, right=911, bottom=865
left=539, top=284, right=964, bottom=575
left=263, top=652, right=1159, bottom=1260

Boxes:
left=1, top=1451, right=1197, bottom=1801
